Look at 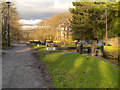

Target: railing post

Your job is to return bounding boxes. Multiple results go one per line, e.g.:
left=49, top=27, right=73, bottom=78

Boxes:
left=76, top=42, right=78, bottom=51
left=101, top=46, right=104, bottom=57
left=88, top=47, right=91, bottom=53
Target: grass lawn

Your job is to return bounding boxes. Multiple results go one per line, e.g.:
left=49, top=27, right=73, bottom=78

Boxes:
left=37, top=52, right=119, bottom=88
left=32, top=44, right=46, bottom=51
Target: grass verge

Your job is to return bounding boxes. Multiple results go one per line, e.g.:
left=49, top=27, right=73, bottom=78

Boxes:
left=37, top=52, right=119, bottom=88
left=104, top=46, right=120, bottom=53
left=34, top=45, right=46, bottom=51
left=30, top=44, right=46, bottom=51
left=104, top=46, right=120, bottom=66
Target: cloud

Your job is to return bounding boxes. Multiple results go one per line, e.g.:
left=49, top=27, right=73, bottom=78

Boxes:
left=19, top=7, right=68, bottom=19
left=15, top=0, right=74, bottom=19
left=19, top=19, right=41, bottom=24
left=52, top=0, right=73, bottom=9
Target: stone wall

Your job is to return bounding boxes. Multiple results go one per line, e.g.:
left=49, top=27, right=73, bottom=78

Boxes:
left=100, top=37, right=120, bottom=46
left=107, top=37, right=119, bottom=46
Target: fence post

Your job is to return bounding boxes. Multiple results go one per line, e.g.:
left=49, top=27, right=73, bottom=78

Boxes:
left=80, top=44, right=83, bottom=54
left=76, top=42, right=78, bottom=51
left=76, top=42, right=77, bottom=47
left=88, top=47, right=91, bottom=53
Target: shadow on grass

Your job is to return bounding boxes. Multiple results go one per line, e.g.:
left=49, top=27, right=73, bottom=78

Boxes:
left=37, top=47, right=45, bottom=49
left=34, top=46, right=45, bottom=51
left=39, top=52, right=118, bottom=88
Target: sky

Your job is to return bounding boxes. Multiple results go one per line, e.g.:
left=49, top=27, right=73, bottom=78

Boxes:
left=19, top=19, right=42, bottom=25
left=11, top=0, right=117, bottom=24
left=9, top=0, right=75, bottom=24
left=14, top=0, right=75, bottom=20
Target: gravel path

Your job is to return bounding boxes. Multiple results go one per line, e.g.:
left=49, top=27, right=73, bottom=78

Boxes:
left=2, top=44, right=52, bottom=88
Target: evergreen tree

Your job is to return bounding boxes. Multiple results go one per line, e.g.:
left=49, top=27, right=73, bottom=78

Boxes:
left=69, top=2, right=119, bottom=41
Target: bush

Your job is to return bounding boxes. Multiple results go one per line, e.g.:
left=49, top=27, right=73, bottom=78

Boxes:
left=107, top=44, right=112, bottom=46
left=66, top=39, right=73, bottom=44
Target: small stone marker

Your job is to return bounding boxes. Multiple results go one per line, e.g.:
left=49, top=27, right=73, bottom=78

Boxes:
left=37, top=44, right=39, bottom=47
left=45, top=47, right=56, bottom=50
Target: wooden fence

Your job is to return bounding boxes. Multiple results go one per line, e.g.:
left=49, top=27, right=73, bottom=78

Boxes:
left=77, top=44, right=104, bottom=56
left=46, top=43, right=104, bottom=56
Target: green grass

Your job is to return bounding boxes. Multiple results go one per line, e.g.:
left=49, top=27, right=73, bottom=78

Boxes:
left=104, top=46, right=120, bottom=54
left=33, top=44, right=46, bottom=51
left=37, top=52, right=119, bottom=88
left=56, top=43, right=76, bottom=47
left=104, top=46, right=119, bottom=66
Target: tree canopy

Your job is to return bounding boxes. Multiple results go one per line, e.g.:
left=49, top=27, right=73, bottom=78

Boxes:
left=29, top=12, right=72, bottom=41
left=1, top=1, right=22, bottom=46
left=69, top=2, right=119, bottom=41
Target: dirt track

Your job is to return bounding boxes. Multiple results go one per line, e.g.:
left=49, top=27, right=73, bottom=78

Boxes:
left=2, top=44, right=53, bottom=88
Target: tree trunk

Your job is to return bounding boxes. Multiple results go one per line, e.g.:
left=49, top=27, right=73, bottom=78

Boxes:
left=67, top=25, right=69, bottom=39
left=91, top=41, right=95, bottom=56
